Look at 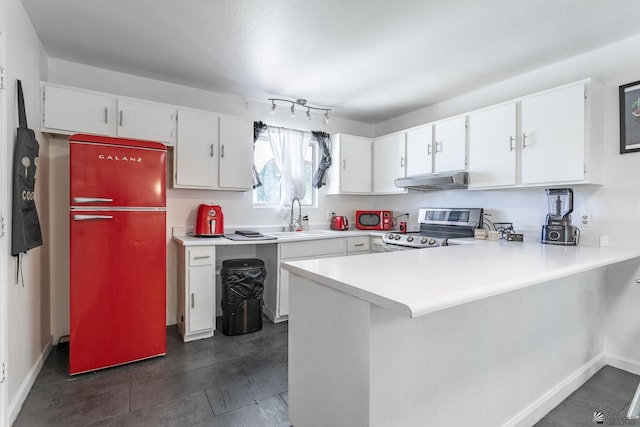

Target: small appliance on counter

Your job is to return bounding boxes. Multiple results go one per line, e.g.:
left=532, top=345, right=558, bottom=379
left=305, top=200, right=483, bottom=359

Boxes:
left=330, top=213, right=349, bottom=231
left=541, top=188, right=579, bottom=245
left=355, top=210, right=392, bottom=230
left=194, top=204, right=224, bottom=236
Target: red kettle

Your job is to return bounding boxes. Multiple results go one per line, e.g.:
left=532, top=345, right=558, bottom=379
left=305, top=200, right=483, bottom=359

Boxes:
left=195, top=204, right=224, bottom=235
left=330, top=213, right=349, bottom=231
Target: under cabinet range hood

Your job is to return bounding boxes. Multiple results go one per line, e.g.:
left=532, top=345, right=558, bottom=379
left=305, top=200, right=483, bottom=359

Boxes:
left=394, top=170, right=468, bottom=191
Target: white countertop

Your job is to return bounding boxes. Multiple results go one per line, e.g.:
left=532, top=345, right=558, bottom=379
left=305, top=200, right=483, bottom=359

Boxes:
left=172, top=229, right=383, bottom=246
left=282, top=240, right=640, bottom=318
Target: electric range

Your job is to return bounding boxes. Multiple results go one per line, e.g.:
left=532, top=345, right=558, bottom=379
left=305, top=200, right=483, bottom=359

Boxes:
left=382, top=208, right=483, bottom=251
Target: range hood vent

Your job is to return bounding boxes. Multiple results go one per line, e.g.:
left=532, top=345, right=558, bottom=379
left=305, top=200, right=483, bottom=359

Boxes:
left=394, top=170, right=468, bottom=191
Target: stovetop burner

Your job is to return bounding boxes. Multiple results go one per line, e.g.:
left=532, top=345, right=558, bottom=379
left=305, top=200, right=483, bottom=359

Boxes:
left=381, top=208, right=483, bottom=249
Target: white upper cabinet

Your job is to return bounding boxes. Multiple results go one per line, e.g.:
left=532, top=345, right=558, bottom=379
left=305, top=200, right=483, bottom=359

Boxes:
left=433, top=116, right=467, bottom=173
left=174, top=108, right=219, bottom=189
left=42, top=84, right=116, bottom=136
left=326, top=134, right=372, bottom=194
left=406, top=124, right=433, bottom=176
left=467, top=80, right=602, bottom=189
left=520, top=83, right=586, bottom=185
left=218, top=116, right=253, bottom=190
left=468, top=103, right=517, bottom=188
left=117, top=97, right=176, bottom=145
left=373, top=133, right=406, bottom=194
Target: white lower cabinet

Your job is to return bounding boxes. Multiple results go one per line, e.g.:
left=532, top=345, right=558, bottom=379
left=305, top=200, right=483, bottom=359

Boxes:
left=346, top=236, right=371, bottom=255
left=177, top=246, right=215, bottom=342
left=276, top=239, right=346, bottom=319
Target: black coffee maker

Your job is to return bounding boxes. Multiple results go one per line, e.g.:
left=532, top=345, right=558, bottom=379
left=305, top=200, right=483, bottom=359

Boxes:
left=541, top=188, right=579, bottom=245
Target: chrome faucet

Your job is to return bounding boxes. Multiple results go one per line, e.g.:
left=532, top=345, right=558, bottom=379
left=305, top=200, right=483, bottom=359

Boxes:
left=289, top=197, right=302, bottom=231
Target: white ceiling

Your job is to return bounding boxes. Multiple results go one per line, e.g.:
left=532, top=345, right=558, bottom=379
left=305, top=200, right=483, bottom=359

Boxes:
left=19, top=0, right=640, bottom=123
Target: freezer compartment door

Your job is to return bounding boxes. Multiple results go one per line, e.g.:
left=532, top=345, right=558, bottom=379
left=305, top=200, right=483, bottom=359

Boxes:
left=70, top=210, right=166, bottom=374
left=70, top=139, right=166, bottom=208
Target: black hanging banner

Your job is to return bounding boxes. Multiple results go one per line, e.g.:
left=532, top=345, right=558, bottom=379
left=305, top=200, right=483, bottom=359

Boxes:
left=11, top=80, right=43, bottom=257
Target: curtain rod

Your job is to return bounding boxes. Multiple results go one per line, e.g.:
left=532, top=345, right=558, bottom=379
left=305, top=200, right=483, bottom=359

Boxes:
left=262, top=123, right=328, bottom=135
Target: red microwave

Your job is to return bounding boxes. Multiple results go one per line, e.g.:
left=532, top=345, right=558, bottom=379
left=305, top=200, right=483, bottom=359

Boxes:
left=355, top=210, right=393, bottom=230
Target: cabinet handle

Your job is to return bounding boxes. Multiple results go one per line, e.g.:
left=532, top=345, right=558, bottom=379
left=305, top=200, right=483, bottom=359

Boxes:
left=193, top=255, right=211, bottom=260
left=435, top=141, right=442, bottom=153
left=427, top=144, right=432, bottom=155
left=119, top=110, right=123, bottom=127
left=191, top=293, right=195, bottom=309
left=343, top=159, right=347, bottom=169
left=73, top=214, right=113, bottom=221
left=522, top=133, right=528, bottom=149
left=354, top=243, right=365, bottom=247
left=400, top=156, right=405, bottom=168
left=210, top=144, right=214, bottom=157
left=220, top=144, right=225, bottom=158
left=104, top=107, right=108, bottom=124
left=509, top=136, right=515, bottom=151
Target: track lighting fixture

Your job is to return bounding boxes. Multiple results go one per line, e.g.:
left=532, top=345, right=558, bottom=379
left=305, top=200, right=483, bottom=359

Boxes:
left=268, top=98, right=331, bottom=123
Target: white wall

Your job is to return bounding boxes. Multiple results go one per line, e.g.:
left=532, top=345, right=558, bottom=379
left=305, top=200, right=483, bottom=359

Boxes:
left=0, top=0, right=50, bottom=424
left=374, top=34, right=640, bottom=367
left=46, top=59, right=377, bottom=337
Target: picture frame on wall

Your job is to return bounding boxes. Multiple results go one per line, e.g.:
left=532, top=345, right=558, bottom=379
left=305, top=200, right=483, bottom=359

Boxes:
left=619, top=80, right=640, bottom=154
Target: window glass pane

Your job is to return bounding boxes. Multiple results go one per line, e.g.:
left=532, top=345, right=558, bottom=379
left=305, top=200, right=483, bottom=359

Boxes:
left=252, top=134, right=317, bottom=207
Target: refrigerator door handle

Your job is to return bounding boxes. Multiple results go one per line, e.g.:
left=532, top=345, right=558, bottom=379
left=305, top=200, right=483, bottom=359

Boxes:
left=73, top=214, right=114, bottom=221
left=73, top=197, right=114, bottom=204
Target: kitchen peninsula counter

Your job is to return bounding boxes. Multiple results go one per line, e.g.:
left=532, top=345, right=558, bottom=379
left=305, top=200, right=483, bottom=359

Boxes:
left=282, top=240, right=640, bottom=318
left=282, top=241, right=640, bottom=427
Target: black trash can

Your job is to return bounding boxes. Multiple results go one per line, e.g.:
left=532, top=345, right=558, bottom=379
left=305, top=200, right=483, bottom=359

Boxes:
left=221, top=258, right=266, bottom=336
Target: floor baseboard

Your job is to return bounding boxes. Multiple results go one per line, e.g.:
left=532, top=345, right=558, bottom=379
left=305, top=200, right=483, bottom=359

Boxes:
left=8, top=337, right=53, bottom=425
left=503, top=353, right=607, bottom=427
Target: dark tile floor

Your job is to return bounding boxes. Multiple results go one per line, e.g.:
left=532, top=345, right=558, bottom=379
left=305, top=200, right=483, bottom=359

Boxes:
left=14, top=318, right=290, bottom=427
left=536, top=365, right=640, bottom=427
left=14, top=318, right=640, bottom=427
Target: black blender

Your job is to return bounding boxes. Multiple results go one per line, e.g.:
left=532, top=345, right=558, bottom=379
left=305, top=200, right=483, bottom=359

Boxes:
left=541, top=188, right=580, bottom=245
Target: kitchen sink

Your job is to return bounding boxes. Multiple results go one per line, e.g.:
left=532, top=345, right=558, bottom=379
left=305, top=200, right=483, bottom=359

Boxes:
left=264, top=230, right=337, bottom=238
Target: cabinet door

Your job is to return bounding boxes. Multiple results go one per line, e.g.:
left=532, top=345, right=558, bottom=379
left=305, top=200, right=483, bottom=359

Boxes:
left=117, top=98, right=176, bottom=145
left=406, top=124, right=433, bottom=175
left=43, top=85, right=115, bottom=135
left=468, top=103, right=517, bottom=188
left=521, top=84, right=585, bottom=184
left=188, top=264, right=215, bottom=333
left=373, top=133, right=406, bottom=193
left=434, top=116, right=466, bottom=173
left=175, top=108, right=219, bottom=189
left=218, top=116, right=253, bottom=190
left=278, top=267, right=290, bottom=318
left=341, top=135, right=372, bottom=193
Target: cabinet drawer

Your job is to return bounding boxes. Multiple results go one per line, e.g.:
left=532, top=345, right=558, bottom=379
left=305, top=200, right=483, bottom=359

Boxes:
left=280, top=238, right=345, bottom=259
left=188, top=247, right=215, bottom=266
left=346, top=236, right=370, bottom=253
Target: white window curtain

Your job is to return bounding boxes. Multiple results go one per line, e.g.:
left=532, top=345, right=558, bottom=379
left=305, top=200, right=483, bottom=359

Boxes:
left=267, top=126, right=311, bottom=217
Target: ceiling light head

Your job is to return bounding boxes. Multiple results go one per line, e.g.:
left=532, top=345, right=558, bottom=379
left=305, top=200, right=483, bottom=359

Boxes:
left=323, top=111, right=330, bottom=124
left=306, top=108, right=311, bottom=120
left=271, top=100, right=276, bottom=115
left=290, top=103, right=296, bottom=117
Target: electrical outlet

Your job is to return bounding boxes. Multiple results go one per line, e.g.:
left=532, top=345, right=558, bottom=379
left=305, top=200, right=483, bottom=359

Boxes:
left=580, top=213, right=591, bottom=228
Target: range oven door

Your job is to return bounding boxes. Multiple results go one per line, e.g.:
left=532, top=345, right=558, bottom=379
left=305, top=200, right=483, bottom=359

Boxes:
left=382, top=242, right=419, bottom=252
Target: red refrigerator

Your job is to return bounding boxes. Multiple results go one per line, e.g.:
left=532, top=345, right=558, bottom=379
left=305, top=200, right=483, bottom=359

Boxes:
left=69, top=133, right=167, bottom=375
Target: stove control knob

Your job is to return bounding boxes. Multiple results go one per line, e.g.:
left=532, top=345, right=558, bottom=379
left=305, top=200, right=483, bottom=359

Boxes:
left=406, top=236, right=414, bottom=242
left=428, top=238, right=437, bottom=245
left=395, top=234, right=401, bottom=240
left=386, top=233, right=395, bottom=239
left=420, top=237, right=428, bottom=244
